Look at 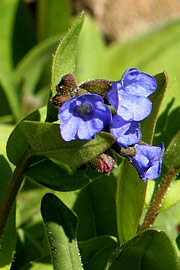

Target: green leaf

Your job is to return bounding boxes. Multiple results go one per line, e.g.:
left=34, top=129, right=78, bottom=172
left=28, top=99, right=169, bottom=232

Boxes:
left=6, top=106, right=47, bottom=165
left=51, top=12, right=84, bottom=96
left=41, top=193, right=83, bottom=270
left=106, top=229, right=180, bottom=270
left=116, top=159, right=146, bottom=244
left=0, top=155, right=16, bottom=270
left=14, top=35, right=60, bottom=95
left=18, top=120, right=115, bottom=173
left=159, top=179, right=180, bottom=212
left=154, top=204, right=180, bottom=240
left=163, top=131, right=180, bottom=170
left=37, top=0, right=71, bottom=41
left=79, top=236, right=117, bottom=270
left=26, top=160, right=102, bottom=191
left=141, top=72, right=168, bottom=144
left=73, top=169, right=119, bottom=241
left=75, top=15, right=105, bottom=82
left=46, top=12, right=84, bottom=122
left=0, top=124, right=14, bottom=159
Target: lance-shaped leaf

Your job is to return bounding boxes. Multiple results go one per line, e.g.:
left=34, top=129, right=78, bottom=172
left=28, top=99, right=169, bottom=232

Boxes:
left=46, top=12, right=84, bottom=122
left=51, top=12, right=84, bottom=97
left=116, top=159, right=146, bottom=244
left=106, top=229, right=180, bottom=270
left=41, top=193, right=83, bottom=270
left=19, top=120, right=115, bottom=174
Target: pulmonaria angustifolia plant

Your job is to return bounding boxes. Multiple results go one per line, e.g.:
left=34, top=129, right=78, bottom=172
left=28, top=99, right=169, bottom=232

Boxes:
left=57, top=68, right=164, bottom=182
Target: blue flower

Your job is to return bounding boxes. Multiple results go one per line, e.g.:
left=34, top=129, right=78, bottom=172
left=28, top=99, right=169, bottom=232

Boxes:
left=58, top=94, right=112, bottom=141
left=109, top=115, right=142, bottom=148
left=106, top=68, right=157, bottom=121
left=131, top=143, right=165, bottom=182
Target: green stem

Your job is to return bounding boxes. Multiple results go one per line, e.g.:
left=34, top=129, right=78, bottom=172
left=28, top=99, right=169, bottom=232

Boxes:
left=0, top=150, right=32, bottom=240
left=139, top=168, right=178, bottom=232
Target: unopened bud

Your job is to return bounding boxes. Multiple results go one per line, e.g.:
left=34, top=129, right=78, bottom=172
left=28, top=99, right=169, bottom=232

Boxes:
left=51, top=94, right=72, bottom=110
left=90, top=150, right=116, bottom=174
left=79, top=79, right=113, bottom=98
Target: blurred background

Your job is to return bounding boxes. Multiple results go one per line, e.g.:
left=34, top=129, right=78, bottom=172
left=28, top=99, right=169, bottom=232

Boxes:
left=72, top=0, right=180, bottom=41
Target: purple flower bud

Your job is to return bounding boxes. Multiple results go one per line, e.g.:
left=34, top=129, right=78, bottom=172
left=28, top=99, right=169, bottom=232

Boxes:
left=131, top=143, right=165, bottom=182
left=90, top=151, right=115, bottom=174
left=109, top=115, right=142, bottom=148
left=58, top=94, right=112, bottom=141
left=106, top=68, right=157, bottom=121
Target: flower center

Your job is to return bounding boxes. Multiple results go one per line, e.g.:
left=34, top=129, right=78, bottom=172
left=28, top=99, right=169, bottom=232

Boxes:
left=75, top=103, right=93, bottom=116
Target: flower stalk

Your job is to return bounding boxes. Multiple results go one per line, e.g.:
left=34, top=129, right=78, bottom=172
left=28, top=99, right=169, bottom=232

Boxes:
left=139, top=167, right=178, bottom=232
left=0, top=149, right=32, bottom=240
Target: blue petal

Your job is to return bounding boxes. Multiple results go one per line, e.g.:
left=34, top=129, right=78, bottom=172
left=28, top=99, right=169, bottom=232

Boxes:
left=110, top=115, right=141, bottom=148
left=131, top=143, right=164, bottom=181
left=121, top=68, right=157, bottom=97
left=106, top=82, right=120, bottom=111
left=117, top=92, right=152, bottom=121
left=77, top=119, right=99, bottom=140
left=60, top=116, right=80, bottom=141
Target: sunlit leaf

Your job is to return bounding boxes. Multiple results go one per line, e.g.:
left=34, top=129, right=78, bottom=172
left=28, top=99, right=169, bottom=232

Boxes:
left=46, top=12, right=84, bottom=121
left=51, top=12, right=84, bottom=96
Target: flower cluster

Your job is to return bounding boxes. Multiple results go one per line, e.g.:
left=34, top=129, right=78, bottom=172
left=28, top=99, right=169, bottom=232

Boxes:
left=58, top=68, right=164, bottom=182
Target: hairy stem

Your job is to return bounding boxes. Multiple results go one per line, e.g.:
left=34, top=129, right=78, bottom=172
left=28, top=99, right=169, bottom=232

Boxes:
left=0, top=150, right=32, bottom=240
left=140, top=168, right=178, bottom=232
